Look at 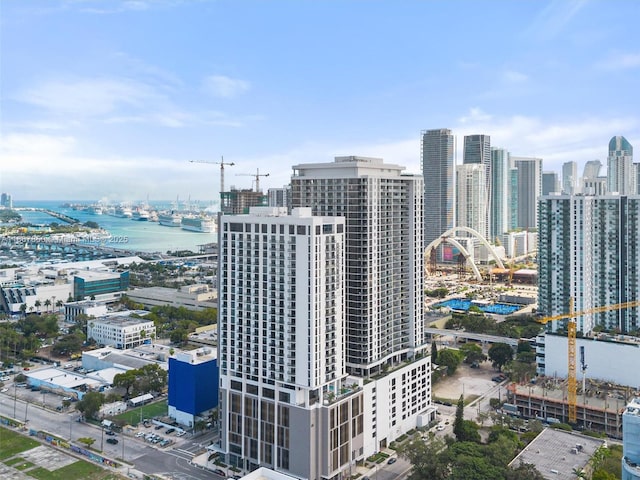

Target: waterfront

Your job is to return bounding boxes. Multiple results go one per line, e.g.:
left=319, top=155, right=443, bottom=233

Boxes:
left=9, top=200, right=217, bottom=254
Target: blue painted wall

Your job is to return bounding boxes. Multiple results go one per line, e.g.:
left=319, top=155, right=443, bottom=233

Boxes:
left=168, top=357, right=219, bottom=415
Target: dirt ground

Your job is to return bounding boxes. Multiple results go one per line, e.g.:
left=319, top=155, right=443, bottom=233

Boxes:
left=433, top=360, right=502, bottom=404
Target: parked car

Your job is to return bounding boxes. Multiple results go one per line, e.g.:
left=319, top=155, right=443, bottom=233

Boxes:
left=176, top=431, right=186, bottom=437
left=135, top=432, right=145, bottom=438
left=155, top=425, right=163, bottom=430
left=105, top=431, right=116, bottom=436
left=213, top=469, right=226, bottom=477
left=387, top=457, right=397, bottom=464
left=106, top=438, right=118, bottom=445
left=165, top=428, right=175, bottom=434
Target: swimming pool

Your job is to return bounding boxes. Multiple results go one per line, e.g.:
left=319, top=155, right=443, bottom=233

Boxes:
left=434, top=298, right=522, bottom=315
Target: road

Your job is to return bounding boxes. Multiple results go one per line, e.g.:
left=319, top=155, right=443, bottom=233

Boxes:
left=0, top=384, right=220, bottom=480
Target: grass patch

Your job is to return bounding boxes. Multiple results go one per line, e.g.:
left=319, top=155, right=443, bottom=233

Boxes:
left=28, top=460, right=104, bottom=480
left=0, top=426, right=40, bottom=460
left=113, top=400, right=167, bottom=426
left=14, top=460, right=35, bottom=470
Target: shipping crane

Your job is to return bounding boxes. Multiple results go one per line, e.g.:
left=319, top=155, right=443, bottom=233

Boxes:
left=236, top=168, right=269, bottom=193
left=537, top=299, right=640, bottom=423
left=190, top=157, right=235, bottom=198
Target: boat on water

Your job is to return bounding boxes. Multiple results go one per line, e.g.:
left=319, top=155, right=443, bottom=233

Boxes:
left=88, top=204, right=103, bottom=215
left=158, top=211, right=182, bottom=227
left=181, top=215, right=216, bottom=233
left=132, top=208, right=150, bottom=221
left=114, top=205, right=133, bottom=218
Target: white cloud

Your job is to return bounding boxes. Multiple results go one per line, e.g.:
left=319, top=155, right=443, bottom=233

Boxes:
left=203, top=75, right=251, bottom=99
left=15, top=77, right=160, bottom=117
left=503, top=70, right=528, bottom=83
left=597, top=52, right=640, bottom=70
left=458, top=108, right=493, bottom=125
left=524, top=0, right=589, bottom=41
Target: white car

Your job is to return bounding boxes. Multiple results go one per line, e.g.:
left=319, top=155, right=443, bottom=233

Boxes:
left=135, top=432, right=145, bottom=438
left=0, top=388, right=8, bottom=393
left=436, top=424, right=446, bottom=431
left=176, top=431, right=186, bottom=437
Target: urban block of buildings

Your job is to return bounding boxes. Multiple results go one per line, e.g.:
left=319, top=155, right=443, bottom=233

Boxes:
left=216, top=155, right=435, bottom=480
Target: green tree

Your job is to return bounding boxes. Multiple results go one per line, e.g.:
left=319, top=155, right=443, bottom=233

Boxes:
left=113, top=370, right=137, bottom=397
left=75, top=391, right=105, bottom=420
left=77, top=437, right=96, bottom=447
left=19, top=303, right=27, bottom=318
left=505, top=462, right=545, bottom=480
left=488, top=343, right=513, bottom=371
left=398, top=437, right=449, bottom=480
left=437, top=349, right=462, bottom=375
left=170, top=328, right=188, bottom=345
left=34, top=300, right=42, bottom=313
left=431, top=340, right=438, bottom=363
left=44, top=299, right=52, bottom=312
left=459, top=343, right=486, bottom=364
left=453, top=395, right=465, bottom=440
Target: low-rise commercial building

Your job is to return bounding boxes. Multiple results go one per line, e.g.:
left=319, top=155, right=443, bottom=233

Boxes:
left=87, top=315, right=156, bottom=349
left=126, top=284, right=217, bottom=311
left=623, top=398, right=640, bottom=480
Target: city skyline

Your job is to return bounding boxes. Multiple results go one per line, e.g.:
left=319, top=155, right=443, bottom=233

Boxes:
left=1, top=0, right=640, bottom=201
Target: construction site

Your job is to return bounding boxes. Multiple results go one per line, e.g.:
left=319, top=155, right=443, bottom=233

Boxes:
left=506, top=376, right=636, bottom=439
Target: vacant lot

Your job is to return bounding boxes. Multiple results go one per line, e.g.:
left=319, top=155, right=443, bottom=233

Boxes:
left=0, top=427, right=121, bottom=480
left=113, top=400, right=167, bottom=426
left=0, top=427, right=40, bottom=460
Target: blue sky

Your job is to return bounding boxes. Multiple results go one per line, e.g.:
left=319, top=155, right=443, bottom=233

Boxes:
left=1, top=0, right=639, bottom=202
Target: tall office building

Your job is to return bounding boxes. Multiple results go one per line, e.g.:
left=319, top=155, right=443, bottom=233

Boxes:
left=291, top=157, right=426, bottom=376
left=267, top=187, right=291, bottom=210
left=562, top=161, right=578, bottom=194
left=490, top=148, right=510, bottom=242
left=583, top=159, right=602, bottom=180
left=607, top=136, right=635, bottom=195
left=538, top=195, right=640, bottom=334
left=463, top=134, right=491, bottom=239
left=508, top=167, right=519, bottom=231
left=512, top=156, right=542, bottom=229
left=422, top=129, right=455, bottom=248
left=622, top=398, right=640, bottom=480
left=456, top=163, right=488, bottom=239
left=542, top=171, right=560, bottom=195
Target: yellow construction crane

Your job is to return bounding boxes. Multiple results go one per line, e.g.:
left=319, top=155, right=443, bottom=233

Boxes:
left=236, top=168, right=269, bottom=193
left=537, top=299, right=640, bottom=423
left=190, top=157, right=235, bottom=197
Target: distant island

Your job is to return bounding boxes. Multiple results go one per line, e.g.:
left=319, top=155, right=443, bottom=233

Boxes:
left=0, top=209, right=22, bottom=223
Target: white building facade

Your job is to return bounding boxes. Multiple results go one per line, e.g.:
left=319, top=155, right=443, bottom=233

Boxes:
left=538, top=194, right=640, bottom=334
left=87, top=316, right=156, bottom=349
left=456, top=163, right=489, bottom=240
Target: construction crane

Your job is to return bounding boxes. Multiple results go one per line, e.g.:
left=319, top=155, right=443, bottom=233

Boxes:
left=236, top=168, right=269, bottom=193
left=190, top=157, right=235, bottom=197
left=537, top=299, right=640, bottom=423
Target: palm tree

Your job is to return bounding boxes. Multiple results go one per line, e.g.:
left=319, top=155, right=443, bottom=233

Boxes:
left=34, top=300, right=42, bottom=313
left=20, top=303, right=27, bottom=318
left=44, top=299, right=52, bottom=313
left=56, top=300, right=64, bottom=311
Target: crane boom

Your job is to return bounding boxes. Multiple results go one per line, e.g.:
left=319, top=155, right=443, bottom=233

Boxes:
left=537, top=298, right=640, bottom=424
left=190, top=157, right=235, bottom=198
left=236, top=168, right=270, bottom=192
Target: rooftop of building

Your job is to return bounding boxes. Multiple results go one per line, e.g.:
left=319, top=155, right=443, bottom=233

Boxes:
left=93, top=312, right=153, bottom=326
left=509, top=377, right=633, bottom=414
left=26, top=366, right=110, bottom=389
left=73, top=269, right=123, bottom=280
left=84, top=343, right=180, bottom=370
left=172, top=346, right=217, bottom=365
left=509, top=428, right=605, bottom=480
left=624, top=398, right=640, bottom=417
